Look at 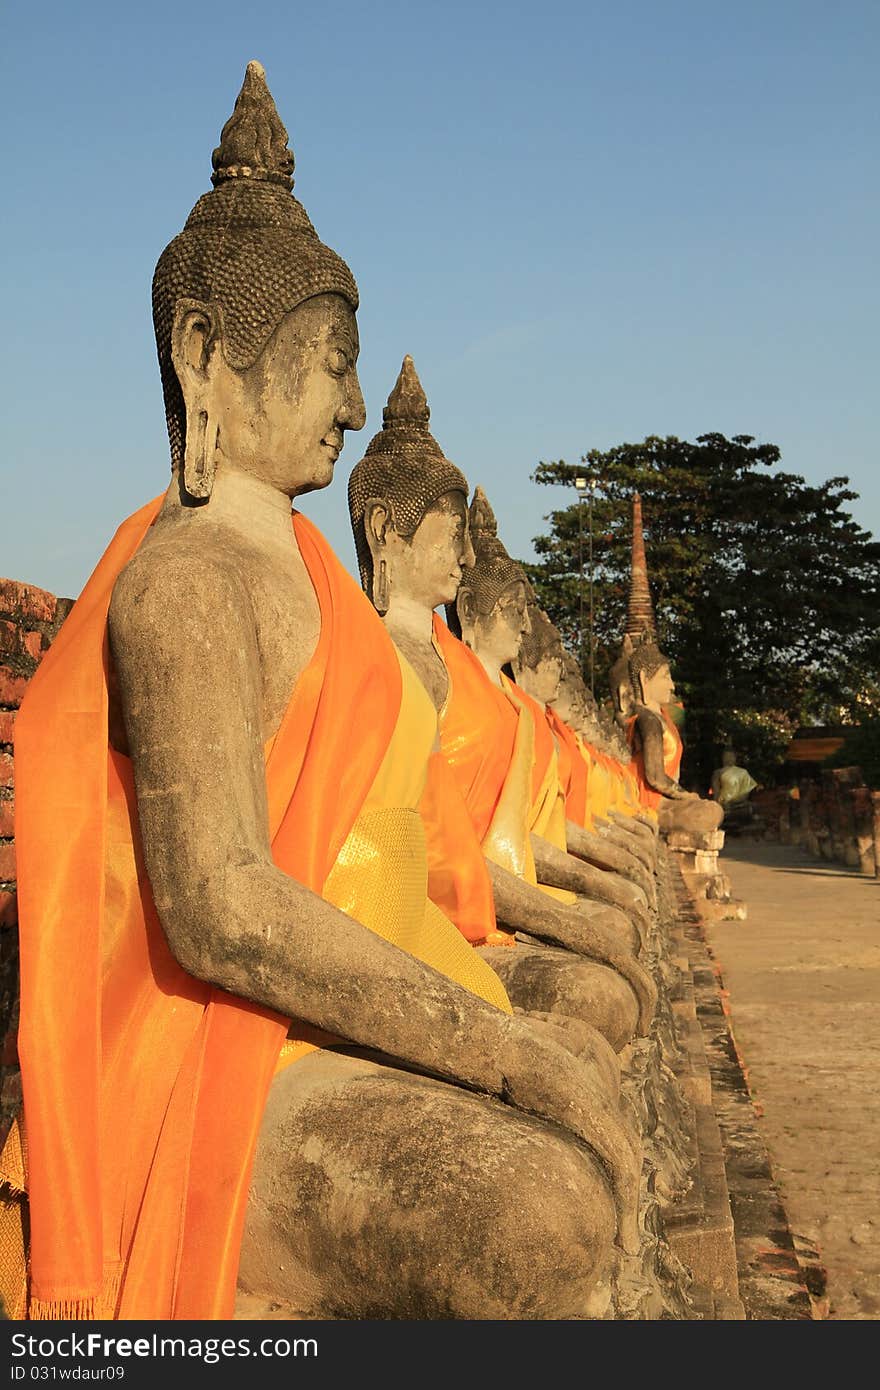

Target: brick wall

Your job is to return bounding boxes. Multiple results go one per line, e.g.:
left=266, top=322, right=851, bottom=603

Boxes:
left=753, top=770, right=878, bottom=876
left=0, top=580, right=74, bottom=1143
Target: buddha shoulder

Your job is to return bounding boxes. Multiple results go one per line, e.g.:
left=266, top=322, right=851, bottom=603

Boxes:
left=634, top=706, right=663, bottom=739
left=109, top=539, right=258, bottom=663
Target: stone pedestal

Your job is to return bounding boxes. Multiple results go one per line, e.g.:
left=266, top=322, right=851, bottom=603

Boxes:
left=664, top=828, right=747, bottom=923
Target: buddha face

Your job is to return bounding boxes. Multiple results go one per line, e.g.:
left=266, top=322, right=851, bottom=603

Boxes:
left=518, top=653, right=563, bottom=707
left=641, top=661, right=675, bottom=709
left=461, top=579, right=531, bottom=670
left=173, top=293, right=366, bottom=499
left=552, top=674, right=584, bottom=727
left=610, top=655, right=635, bottom=725
left=372, top=490, right=475, bottom=612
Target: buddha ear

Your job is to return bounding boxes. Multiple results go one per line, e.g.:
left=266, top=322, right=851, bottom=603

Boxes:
left=456, top=585, right=477, bottom=638
left=171, top=299, right=224, bottom=501
left=364, top=498, right=395, bottom=557
left=364, top=498, right=396, bottom=614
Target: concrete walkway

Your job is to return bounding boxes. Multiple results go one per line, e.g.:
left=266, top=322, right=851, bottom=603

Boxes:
left=706, top=839, right=880, bottom=1319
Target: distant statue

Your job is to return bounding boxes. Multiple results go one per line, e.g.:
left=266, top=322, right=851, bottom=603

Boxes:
left=550, top=644, right=655, bottom=838
left=516, top=602, right=657, bottom=883
left=615, top=495, right=723, bottom=838
left=711, top=750, right=759, bottom=809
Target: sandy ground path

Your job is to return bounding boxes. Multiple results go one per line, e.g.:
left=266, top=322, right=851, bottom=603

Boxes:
left=707, top=839, right=880, bottom=1319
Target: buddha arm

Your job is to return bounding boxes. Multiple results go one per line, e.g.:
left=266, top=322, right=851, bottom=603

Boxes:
left=108, top=550, right=643, bottom=1248
left=530, top=833, right=650, bottom=935
left=638, top=708, right=689, bottom=798
left=606, top=808, right=659, bottom=846
left=564, top=819, right=654, bottom=894
left=608, top=806, right=659, bottom=838
left=486, top=857, right=639, bottom=956
left=590, top=816, right=657, bottom=873
left=486, top=860, right=655, bottom=1033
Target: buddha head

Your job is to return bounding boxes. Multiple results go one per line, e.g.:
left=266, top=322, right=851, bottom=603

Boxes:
left=152, top=61, right=365, bottom=503
left=456, top=489, right=531, bottom=672
left=348, top=357, right=475, bottom=615
left=514, top=600, right=565, bottom=706
left=609, top=639, right=636, bottom=727
left=627, top=635, right=676, bottom=713
left=555, top=651, right=611, bottom=748
left=552, top=650, right=587, bottom=728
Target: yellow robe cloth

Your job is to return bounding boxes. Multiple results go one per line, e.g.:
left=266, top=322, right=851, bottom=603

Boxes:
left=279, top=647, right=512, bottom=1076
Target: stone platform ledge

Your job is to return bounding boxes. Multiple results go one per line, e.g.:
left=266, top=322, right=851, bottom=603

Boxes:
left=660, top=854, right=743, bottom=1318
left=676, top=863, right=748, bottom=925
left=669, top=859, right=816, bottom=1319
left=696, top=898, right=748, bottom=924
left=666, top=829, right=726, bottom=853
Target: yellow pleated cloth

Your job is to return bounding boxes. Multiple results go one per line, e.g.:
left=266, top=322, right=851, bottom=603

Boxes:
left=276, top=650, right=511, bottom=1071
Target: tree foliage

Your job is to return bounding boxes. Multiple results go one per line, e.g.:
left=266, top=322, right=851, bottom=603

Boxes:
left=827, top=715, right=880, bottom=789
left=524, top=434, right=880, bottom=789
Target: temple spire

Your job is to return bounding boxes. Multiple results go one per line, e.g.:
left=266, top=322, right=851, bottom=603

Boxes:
left=211, top=60, right=295, bottom=190
left=383, top=355, right=430, bottom=428
left=625, top=492, right=657, bottom=639
left=469, top=485, right=498, bottom=541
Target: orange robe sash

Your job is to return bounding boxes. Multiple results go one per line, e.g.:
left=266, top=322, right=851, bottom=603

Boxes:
left=546, top=709, right=588, bottom=827
left=432, top=617, right=519, bottom=845
left=15, top=498, right=402, bottom=1321
left=626, top=707, right=683, bottom=810
left=501, top=679, right=565, bottom=851
left=420, top=751, right=498, bottom=946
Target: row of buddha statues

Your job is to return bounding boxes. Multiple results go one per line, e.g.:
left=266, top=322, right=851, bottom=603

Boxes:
left=1, top=61, right=723, bottom=1321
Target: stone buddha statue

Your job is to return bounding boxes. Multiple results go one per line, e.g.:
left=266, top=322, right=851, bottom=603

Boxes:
left=626, top=635, right=723, bottom=836
left=615, top=495, right=722, bottom=838
left=515, top=600, right=657, bottom=887
left=711, top=749, right=759, bottom=810
left=348, top=357, right=655, bottom=1056
left=554, top=649, right=655, bottom=836
left=457, top=491, right=657, bottom=929
left=11, top=63, right=642, bottom=1322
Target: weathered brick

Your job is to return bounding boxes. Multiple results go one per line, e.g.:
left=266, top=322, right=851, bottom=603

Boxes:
left=0, top=710, right=14, bottom=744
left=0, top=801, right=13, bottom=838
left=0, top=1069, right=22, bottom=1113
left=0, top=892, right=16, bottom=928
left=0, top=843, right=15, bottom=880
left=0, top=579, right=56, bottom=624
left=0, top=621, right=32, bottom=664
left=0, top=754, right=12, bottom=789
left=0, top=671, right=30, bottom=706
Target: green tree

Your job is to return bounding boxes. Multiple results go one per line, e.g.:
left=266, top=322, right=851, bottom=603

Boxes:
left=524, top=434, right=880, bottom=790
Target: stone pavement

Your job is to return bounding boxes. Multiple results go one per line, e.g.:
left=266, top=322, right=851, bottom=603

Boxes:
left=706, top=839, right=880, bottom=1319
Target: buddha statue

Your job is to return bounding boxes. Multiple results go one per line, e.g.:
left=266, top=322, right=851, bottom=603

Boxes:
left=625, top=636, right=723, bottom=837
left=515, top=600, right=657, bottom=886
left=456, top=491, right=659, bottom=930
left=348, top=357, right=655, bottom=1056
left=9, top=63, right=641, bottom=1322
left=554, top=649, right=655, bottom=839
left=711, top=749, right=759, bottom=810
left=615, top=496, right=722, bottom=838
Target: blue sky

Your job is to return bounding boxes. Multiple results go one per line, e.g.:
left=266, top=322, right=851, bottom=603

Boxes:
left=2, top=0, right=878, bottom=597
